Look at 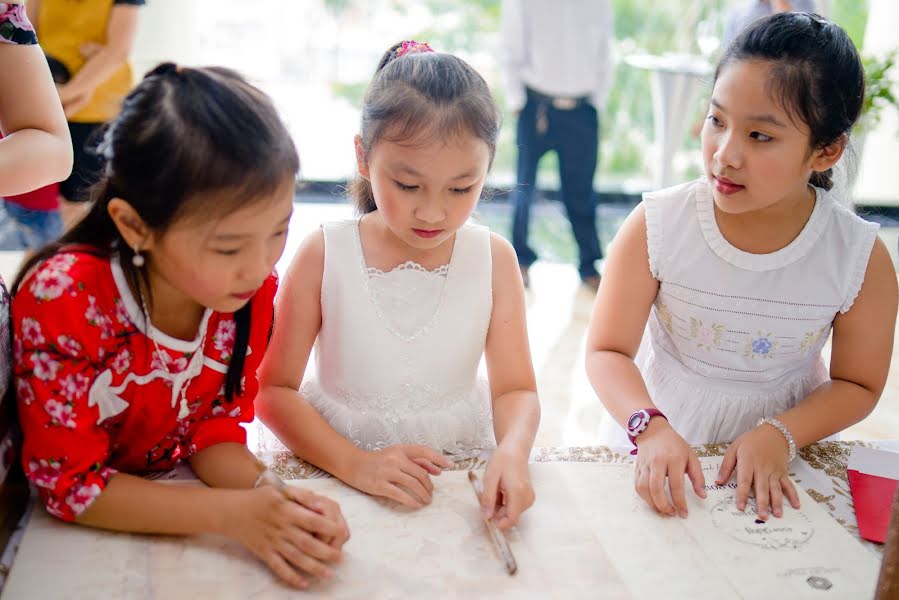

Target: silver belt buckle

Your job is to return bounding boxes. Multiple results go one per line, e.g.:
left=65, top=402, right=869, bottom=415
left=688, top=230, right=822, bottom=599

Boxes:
left=552, top=97, right=578, bottom=110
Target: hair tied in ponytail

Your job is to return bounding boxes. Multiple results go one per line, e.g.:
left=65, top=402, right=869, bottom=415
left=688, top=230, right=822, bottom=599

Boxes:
left=145, top=62, right=182, bottom=80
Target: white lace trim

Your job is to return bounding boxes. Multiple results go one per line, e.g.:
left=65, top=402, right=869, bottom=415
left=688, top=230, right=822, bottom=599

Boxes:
left=643, top=193, right=663, bottom=279
left=366, top=261, right=449, bottom=278
left=302, top=379, right=495, bottom=454
left=695, top=180, right=834, bottom=272
left=367, top=269, right=445, bottom=337
left=840, top=218, right=880, bottom=314
left=353, top=219, right=458, bottom=343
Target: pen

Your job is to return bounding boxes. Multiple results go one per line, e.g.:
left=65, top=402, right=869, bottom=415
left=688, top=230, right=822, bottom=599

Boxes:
left=253, top=456, right=288, bottom=493
left=468, top=470, right=518, bottom=575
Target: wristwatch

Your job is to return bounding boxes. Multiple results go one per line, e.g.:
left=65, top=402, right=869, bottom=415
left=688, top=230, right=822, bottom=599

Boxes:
left=626, top=408, right=667, bottom=448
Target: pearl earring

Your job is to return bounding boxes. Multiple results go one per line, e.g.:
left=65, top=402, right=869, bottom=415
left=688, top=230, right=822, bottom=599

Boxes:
left=132, top=247, right=145, bottom=268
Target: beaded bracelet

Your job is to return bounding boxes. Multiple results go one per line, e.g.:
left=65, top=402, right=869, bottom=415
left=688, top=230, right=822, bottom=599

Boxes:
left=756, top=416, right=797, bottom=462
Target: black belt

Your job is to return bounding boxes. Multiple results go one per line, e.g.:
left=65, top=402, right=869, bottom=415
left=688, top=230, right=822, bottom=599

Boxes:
left=526, top=87, right=590, bottom=110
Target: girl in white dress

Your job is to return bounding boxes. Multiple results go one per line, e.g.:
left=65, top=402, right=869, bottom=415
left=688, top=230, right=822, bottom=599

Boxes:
left=257, top=42, right=540, bottom=530
left=586, top=14, right=897, bottom=521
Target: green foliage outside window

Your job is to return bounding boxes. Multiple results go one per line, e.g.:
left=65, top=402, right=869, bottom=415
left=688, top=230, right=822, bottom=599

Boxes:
left=329, top=0, right=875, bottom=187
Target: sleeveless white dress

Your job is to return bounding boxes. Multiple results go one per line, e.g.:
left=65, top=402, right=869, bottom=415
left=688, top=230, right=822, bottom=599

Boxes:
left=301, top=219, right=496, bottom=455
left=599, top=178, right=879, bottom=445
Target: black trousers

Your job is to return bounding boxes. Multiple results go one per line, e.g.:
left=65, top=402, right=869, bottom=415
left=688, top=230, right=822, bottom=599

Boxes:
left=510, top=88, right=602, bottom=279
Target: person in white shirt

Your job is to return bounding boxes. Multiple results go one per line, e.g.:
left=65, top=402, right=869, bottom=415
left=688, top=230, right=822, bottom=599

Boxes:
left=501, top=0, right=614, bottom=290
left=723, top=0, right=818, bottom=47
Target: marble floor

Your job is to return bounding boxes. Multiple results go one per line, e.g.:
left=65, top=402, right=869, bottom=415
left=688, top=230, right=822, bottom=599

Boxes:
left=1, top=199, right=896, bottom=445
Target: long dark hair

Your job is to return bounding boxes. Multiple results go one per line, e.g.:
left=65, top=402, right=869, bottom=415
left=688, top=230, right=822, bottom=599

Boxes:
left=12, top=63, right=299, bottom=399
left=349, top=42, right=501, bottom=213
left=715, top=12, right=864, bottom=190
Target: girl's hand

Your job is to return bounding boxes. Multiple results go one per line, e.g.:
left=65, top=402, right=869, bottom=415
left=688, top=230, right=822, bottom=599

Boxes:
left=634, top=419, right=707, bottom=518
left=284, top=486, right=350, bottom=549
left=716, top=424, right=801, bottom=521
left=224, top=486, right=349, bottom=590
left=347, top=445, right=453, bottom=509
left=480, top=445, right=534, bottom=529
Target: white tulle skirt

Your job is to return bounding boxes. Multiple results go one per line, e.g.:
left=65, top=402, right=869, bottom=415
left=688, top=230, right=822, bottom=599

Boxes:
left=301, top=377, right=496, bottom=456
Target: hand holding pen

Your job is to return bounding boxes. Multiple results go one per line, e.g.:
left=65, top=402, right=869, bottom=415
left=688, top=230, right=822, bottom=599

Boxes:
left=252, top=457, right=351, bottom=549
left=469, top=470, right=519, bottom=575
left=213, top=458, right=350, bottom=589
left=477, top=445, right=536, bottom=529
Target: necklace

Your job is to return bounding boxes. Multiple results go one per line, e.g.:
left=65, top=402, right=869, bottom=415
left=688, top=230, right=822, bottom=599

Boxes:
left=140, top=296, right=201, bottom=421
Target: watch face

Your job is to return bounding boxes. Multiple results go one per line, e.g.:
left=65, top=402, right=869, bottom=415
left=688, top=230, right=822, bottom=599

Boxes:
left=627, top=411, right=646, bottom=434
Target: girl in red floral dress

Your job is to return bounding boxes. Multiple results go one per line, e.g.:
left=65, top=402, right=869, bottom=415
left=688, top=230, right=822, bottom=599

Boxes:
left=11, top=63, right=348, bottom=590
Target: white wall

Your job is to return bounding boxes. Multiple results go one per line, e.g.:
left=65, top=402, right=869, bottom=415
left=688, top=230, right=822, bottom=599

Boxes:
left=131, top=0, right=203, bottom=77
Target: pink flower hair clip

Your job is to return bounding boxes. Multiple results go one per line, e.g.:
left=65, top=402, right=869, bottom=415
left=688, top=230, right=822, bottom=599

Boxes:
left=395, top=40, right=434, bottom=59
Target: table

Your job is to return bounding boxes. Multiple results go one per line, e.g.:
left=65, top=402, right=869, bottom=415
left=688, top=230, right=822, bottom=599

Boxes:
left=257, top=440, right=892, bottom=555
left=624, top=53, right=712, bottom=188
left=1, top=442, right=889, bottom=599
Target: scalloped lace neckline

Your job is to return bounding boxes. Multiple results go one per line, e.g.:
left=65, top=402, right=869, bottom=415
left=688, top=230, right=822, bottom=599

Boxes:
left=366, top=261, right=449, bottom=278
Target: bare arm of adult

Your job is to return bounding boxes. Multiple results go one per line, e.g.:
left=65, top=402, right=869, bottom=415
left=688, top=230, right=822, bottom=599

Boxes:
left=75, top=467, right=347, bottom=589
left=0, top=19, right=72, bottom=195
left=478, top=233, right=541, bottom=530
left=56, top=4, right=140, bottom=116
left=585, top=203, right=707, bottom=518
left=717, top=237, right=898, bottom=519
left=255, top=231, right=452, bottom=510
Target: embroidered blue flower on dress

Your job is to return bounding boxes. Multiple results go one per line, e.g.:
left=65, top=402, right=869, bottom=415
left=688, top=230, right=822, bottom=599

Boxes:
left=752, top=337, right=772, bottom=355
left=744, top=332, right=777, bottom=359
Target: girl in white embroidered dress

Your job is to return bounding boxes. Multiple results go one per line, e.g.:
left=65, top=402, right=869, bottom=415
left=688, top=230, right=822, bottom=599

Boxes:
left=586, top=14, right=897, bottom=522
left=258, top=42, right=541, bottom=530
